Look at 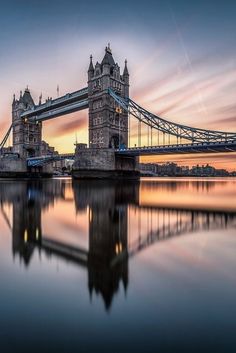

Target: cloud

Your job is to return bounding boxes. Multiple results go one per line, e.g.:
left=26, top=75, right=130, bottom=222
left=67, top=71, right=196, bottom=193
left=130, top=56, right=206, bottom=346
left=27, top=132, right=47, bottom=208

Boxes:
left=214, top=115, right=236, bottom=126
left=44, top=111, right=88, bottom=137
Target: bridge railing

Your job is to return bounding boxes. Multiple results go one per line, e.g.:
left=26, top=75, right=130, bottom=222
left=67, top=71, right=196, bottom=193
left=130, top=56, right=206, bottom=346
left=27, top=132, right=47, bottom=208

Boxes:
left=27, top=154, right=75, bottom=167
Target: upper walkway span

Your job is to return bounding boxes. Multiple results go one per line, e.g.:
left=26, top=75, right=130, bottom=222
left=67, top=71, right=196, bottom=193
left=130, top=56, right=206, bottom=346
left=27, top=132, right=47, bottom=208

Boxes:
left=21, top=87, right=88, bottom=122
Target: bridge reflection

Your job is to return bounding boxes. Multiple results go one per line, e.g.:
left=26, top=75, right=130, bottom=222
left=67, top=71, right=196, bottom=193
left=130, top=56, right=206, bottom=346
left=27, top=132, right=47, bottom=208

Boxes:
left=0, top=179, right=235, bottom=310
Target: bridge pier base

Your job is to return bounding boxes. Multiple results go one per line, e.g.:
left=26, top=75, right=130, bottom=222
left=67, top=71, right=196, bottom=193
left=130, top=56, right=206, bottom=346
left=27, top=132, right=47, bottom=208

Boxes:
left=72, top=147, right=140, bottom=179
left=0, top=156, right=53, bottom=178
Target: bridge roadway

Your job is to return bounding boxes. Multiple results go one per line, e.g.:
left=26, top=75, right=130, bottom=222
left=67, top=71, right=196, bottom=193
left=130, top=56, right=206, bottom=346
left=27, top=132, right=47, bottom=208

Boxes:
left=27, top=153, right=75, bottom=167
left=27, top=140, right=236, bottom=167
left=116, top=141, right=236, bottom=156
left=21, top=87, right=88, bottom=122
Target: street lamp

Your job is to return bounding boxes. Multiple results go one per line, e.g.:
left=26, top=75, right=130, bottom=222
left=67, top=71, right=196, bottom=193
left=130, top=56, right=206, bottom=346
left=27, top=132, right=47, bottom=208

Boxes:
left=116, top=106, right=122, bottom=149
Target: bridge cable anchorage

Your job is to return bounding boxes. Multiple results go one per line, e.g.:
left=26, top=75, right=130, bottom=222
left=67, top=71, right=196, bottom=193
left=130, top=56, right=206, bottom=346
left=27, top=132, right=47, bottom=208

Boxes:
left=0, top=124, right=13, bottom=152
left=107, top=88, right=236, bottom=144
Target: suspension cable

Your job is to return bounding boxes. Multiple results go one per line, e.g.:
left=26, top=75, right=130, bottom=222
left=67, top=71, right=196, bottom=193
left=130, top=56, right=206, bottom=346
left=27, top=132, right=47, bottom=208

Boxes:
left=108, top=88, right=236, bottom=143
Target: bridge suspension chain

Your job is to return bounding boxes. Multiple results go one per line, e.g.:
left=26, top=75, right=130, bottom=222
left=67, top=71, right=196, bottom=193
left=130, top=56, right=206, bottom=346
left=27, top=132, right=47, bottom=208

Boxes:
left=108, top=88, right=236, bottom=144
left=0, top=125, right=12, bottom=152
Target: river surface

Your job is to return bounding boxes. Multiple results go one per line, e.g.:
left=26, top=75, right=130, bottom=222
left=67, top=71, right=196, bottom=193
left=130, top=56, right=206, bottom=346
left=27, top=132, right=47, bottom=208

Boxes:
left=0, top=177, right=236, bottom=353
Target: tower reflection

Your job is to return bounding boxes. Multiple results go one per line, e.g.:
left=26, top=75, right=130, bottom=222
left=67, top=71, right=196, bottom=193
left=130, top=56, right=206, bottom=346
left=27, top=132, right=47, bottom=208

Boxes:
left=73, top=180, right=139, bottom=309
left=0, top=178, right=235, bottom=311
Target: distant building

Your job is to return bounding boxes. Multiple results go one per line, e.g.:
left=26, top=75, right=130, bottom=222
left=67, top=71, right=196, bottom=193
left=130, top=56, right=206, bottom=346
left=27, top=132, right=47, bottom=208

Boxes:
left=139, top=162, right=233, bottom=177
left=40, top=141, right=56, bottom=156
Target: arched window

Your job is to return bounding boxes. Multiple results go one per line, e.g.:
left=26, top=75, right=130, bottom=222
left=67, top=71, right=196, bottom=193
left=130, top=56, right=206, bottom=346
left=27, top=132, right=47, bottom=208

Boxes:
left=29, top=134, right=34, bottom=142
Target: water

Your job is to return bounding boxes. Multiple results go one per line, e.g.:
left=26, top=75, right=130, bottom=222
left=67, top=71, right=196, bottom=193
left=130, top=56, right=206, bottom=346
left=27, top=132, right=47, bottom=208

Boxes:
left=0, top=177, right=236, bottom=353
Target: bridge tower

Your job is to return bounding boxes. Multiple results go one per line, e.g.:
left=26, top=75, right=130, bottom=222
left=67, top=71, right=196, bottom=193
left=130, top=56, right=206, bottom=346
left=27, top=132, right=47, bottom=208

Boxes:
left=12, top=88, right=42, bottom=158
left=73, top=46, right=139, bottom=179
left=73, top=180, right=129, bottom=309
left=88, top=44, right=129, bottom=149
left=11, top=181, right=42, bottom=266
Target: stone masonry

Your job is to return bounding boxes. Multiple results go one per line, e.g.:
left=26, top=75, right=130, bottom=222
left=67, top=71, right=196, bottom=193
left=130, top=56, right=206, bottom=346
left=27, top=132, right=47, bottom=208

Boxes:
left=73, top=45, right=140, bottom=179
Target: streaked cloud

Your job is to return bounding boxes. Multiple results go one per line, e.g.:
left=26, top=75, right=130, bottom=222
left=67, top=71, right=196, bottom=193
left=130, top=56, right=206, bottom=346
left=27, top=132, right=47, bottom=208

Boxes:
left=0, top=0, right=236, bottom=170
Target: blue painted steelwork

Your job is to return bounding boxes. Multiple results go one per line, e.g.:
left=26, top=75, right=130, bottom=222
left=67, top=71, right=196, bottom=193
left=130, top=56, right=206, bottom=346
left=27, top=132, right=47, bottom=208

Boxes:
left=27, top=153, right=75, bottom=167
left=21, top=87, right=88, bottom=122
left=115, top=141, right=236, bottom=156
left=108, top=88, right=236, bottom=144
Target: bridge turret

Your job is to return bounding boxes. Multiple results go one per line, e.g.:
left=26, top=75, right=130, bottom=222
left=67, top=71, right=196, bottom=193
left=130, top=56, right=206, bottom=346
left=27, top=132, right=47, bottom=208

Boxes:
left=88, top=55, right=94, bottom=80
left=12, top=94, right=16, bottom=106
left=22, top=87, right=35, bottom=109
left=87, top=45, right=129, bottom=149
left=101, top=45, right=115, bottom=77
left=123, top=59, right=129, bottom=98
left=12, top=88, right=42, bottom=158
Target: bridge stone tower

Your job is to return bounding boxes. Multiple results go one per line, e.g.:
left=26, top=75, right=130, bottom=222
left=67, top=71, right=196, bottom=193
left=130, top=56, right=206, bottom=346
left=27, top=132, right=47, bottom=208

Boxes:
left=12, top=88, right=42, bottom=158
left=88, top=45, right=129, bottom=149
left=73, top=45, right=140, bottom=179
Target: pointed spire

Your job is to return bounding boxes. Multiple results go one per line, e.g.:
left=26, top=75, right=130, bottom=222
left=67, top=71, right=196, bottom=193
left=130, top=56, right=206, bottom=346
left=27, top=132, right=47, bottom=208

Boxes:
left=39, top=93, right=42, bottom=105
left=88, top=54, right=94, bottom=72
left=107, top=42, right=112, bottom=54
left=12, top=94, right=16, bottom=104
left=19, top=90, right=23, bottom=103
left=22, top=87, right=35, bottom=107
left=102, top=45, right=115, bottom=66
left=123, top=59, right=129, bottom=76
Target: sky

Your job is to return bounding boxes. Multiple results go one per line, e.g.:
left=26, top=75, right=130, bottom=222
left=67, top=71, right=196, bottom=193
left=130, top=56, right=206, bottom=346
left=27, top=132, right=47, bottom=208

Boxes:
left=0, top=0, right=236, bottom=170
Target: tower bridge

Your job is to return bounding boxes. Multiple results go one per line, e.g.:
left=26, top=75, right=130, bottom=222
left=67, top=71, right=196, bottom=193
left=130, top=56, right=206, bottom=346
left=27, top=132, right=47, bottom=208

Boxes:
left=0, top=44, right=236, bottom=178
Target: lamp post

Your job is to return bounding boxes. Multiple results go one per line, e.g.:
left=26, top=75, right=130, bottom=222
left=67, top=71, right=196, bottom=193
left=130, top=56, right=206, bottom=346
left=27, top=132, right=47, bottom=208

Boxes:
left=116, top=106, right=122, bottom=149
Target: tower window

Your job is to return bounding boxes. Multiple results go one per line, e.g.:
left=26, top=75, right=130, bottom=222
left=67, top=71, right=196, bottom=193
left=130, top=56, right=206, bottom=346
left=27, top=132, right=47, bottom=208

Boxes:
left=29, top=134, right=34, bottom=142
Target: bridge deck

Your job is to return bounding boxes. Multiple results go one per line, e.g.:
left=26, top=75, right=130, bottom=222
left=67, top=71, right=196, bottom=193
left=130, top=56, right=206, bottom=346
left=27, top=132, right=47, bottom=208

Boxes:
left=116, top=141, right=236, bottom=156
left=27, top=141, right=236, bottom=167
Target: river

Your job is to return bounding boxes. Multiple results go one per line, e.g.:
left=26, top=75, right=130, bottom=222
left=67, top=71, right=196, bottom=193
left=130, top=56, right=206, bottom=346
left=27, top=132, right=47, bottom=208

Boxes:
left=0, top=177, right=236, bottom=352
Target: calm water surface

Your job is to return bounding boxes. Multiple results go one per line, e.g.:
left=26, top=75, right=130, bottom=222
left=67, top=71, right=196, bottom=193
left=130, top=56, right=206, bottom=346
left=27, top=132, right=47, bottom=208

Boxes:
left=0, top=177, right=236, bottom=353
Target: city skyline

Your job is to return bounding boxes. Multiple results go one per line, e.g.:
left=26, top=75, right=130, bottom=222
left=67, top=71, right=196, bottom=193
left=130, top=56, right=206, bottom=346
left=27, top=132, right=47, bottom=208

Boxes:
left=140, top=161, right=236, bottom=177
left=0, top=0, right=236, bottom=169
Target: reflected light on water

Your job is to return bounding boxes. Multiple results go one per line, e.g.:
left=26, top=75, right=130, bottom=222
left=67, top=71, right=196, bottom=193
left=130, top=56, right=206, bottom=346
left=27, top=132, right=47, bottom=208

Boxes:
left=0, top=177, right=236, bottom=352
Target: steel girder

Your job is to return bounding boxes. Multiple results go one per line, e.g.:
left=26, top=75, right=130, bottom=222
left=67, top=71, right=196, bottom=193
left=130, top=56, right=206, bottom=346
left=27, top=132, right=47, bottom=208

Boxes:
left=108, top=88, right=236, bottom=144
left=27, top=154, right=75, bottom=167
left=0, top=125, right=12, bottom=150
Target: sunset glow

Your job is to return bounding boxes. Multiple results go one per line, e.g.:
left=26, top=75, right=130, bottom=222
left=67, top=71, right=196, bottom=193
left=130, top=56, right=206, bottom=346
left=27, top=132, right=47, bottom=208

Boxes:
left=0, top=0, right=235, bottom=170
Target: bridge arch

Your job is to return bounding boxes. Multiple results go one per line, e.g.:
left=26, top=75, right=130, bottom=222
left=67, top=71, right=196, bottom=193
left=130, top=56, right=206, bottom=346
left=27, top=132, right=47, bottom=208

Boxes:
left=109, top=133, right=124, bottom=149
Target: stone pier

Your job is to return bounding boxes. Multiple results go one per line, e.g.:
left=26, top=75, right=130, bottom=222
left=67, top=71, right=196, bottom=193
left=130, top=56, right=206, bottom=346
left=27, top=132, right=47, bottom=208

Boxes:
left=0, top=155, right=53, bottom=178
left=72, top=145, right=139, bottom=179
